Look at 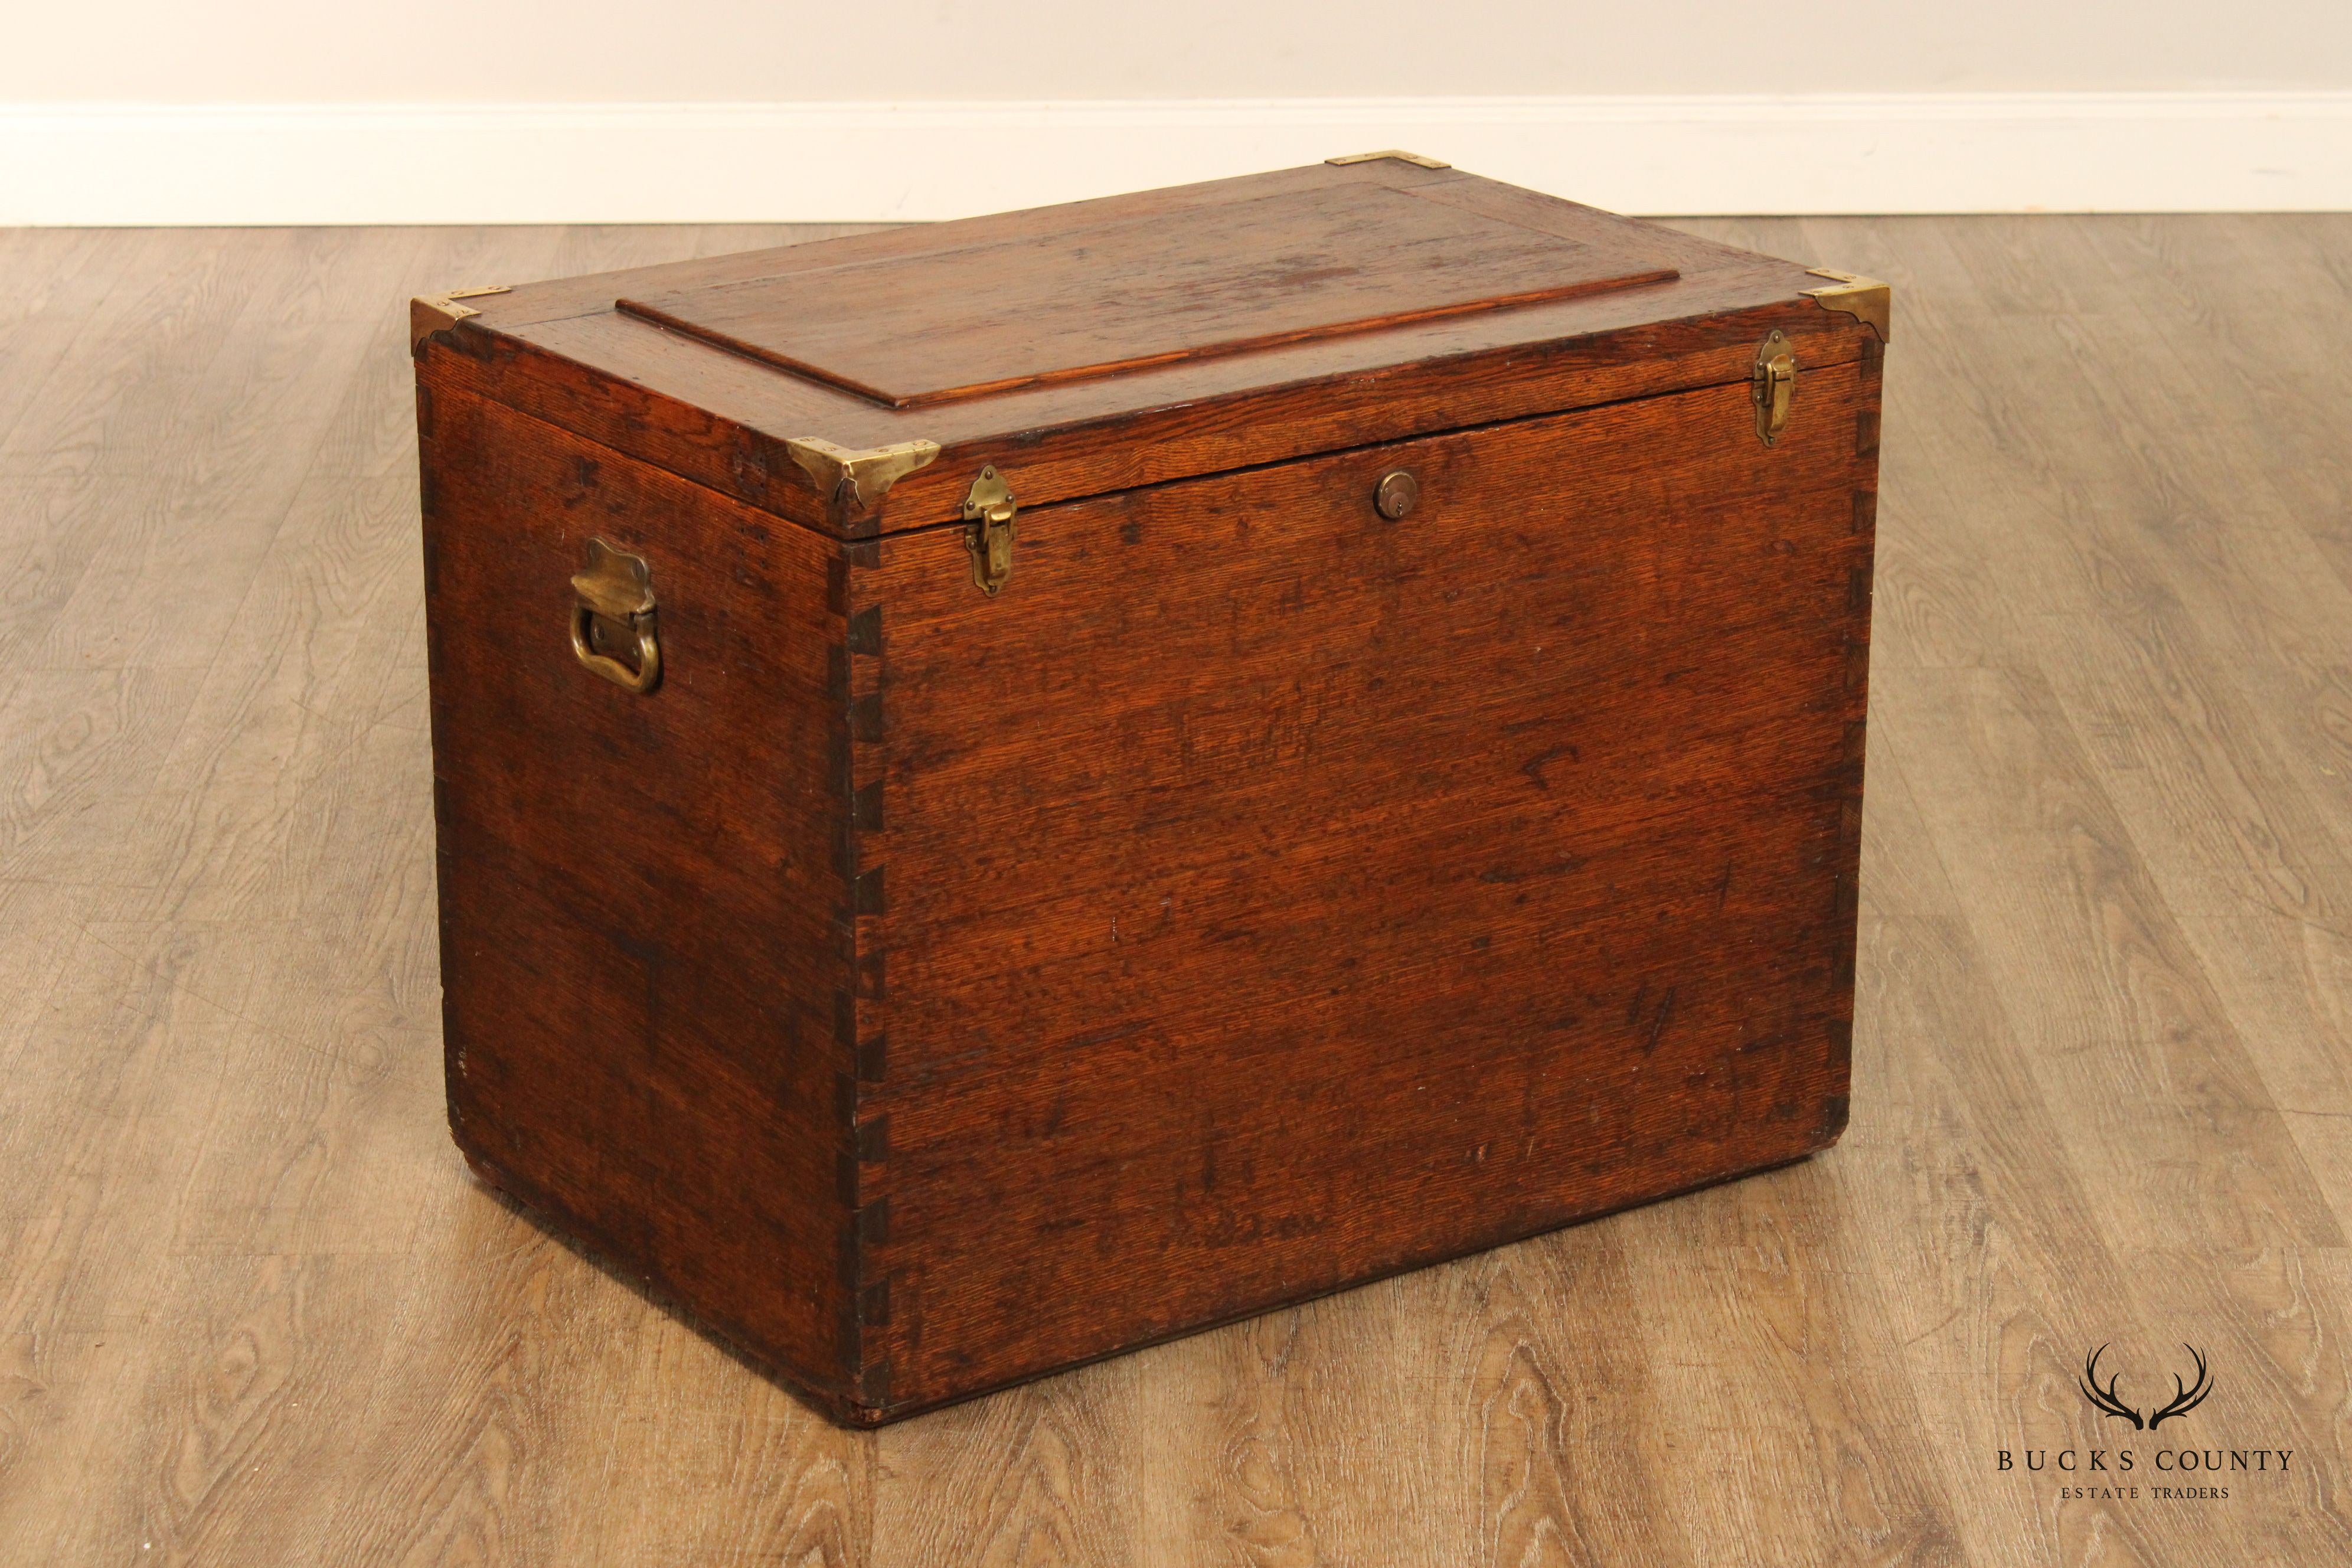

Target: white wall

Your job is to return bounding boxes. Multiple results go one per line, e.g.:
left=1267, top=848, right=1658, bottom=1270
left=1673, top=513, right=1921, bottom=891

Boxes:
left=9, top=1, right=2351, bottom=101
left=4, top=2, right=2348, bottom=220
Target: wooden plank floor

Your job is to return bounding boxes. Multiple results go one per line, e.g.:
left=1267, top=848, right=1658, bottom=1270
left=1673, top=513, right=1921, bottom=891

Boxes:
left=2, top=214, right=2349, bottom=1566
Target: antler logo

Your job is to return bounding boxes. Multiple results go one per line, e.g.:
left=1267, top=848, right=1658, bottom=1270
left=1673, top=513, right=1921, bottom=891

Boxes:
left=2077, top=1344, right=2214, bottom=1431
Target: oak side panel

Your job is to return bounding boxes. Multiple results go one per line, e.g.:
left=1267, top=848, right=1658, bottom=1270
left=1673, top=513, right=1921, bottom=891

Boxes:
left=854, top=364, right=1879, bottom=1413
left=417, top=384, right=855, bottom=1404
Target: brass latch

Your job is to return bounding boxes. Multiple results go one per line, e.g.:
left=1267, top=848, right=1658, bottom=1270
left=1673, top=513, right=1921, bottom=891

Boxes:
left=1752, top=329, right=1796, bottom=446
left=570, top=538, right=661, bottom=693
left=963, top=466, right=1017, bottom=595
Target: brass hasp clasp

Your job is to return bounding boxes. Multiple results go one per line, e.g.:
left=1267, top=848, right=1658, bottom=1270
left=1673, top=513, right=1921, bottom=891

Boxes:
left=1752, top=329, right=1796, bottom=446
left=963, top=466, right=1017, bottom=595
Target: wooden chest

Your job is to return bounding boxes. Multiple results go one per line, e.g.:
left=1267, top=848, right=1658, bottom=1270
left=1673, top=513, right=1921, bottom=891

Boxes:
left=411, top=153, right=1889, bottom=1426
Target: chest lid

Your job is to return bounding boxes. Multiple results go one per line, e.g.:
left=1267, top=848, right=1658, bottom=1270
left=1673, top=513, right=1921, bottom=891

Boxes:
left=423, top=156, right=1889, bottom=537
left=613, top=181, right=1680, bottom=410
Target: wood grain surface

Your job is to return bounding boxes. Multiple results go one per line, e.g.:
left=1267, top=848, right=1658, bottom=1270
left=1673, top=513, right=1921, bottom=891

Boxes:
left=429, top=164, right=1865, bottom=535
left=423, top=384, right=854, bottom=1402
left=615, top=181, right=1678, bottom=407
left=3, top=213, right=2350, bottom=1564
left=850, top=359, right=1871, bottom=1415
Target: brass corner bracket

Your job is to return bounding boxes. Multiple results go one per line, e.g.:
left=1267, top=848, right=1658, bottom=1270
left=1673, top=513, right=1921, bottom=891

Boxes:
left=783, top=437, right=942, bottom=514
left=1802, top=269, right=1893, bottom=343
left=409, top=285, right=512, bottom=353
left=1325, top=150, right=1451, bottom=169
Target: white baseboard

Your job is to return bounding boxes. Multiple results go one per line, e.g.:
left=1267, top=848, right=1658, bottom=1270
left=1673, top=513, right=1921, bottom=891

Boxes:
left=3, top=93, right=2348, bottom=225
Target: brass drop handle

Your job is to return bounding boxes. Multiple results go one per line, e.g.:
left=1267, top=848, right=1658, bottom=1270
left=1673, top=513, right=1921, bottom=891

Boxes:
left=570, top=538, right=662, bottom=694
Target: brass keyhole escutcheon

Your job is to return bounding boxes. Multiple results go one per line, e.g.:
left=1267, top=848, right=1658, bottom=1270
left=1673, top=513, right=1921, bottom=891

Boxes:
left=570, top=538, right=662, bottom=694
left=1374, top=469, right=1419, bottom=521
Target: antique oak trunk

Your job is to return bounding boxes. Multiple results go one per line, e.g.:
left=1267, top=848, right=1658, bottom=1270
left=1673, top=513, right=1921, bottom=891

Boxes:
left=411, top=153, right=1889, bottom=1426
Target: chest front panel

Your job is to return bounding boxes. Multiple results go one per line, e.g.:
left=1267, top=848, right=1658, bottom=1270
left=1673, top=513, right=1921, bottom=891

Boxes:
left=854, top=357, right=1879, bottom=1408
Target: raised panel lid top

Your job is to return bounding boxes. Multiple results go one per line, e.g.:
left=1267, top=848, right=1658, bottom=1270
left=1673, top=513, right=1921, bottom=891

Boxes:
left=615, top=177, right=1681, bottom=410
